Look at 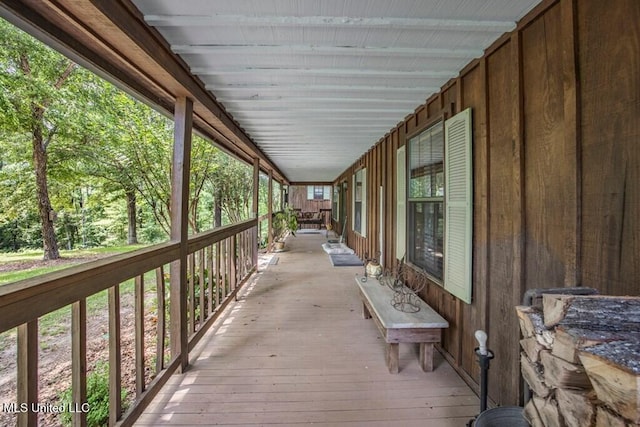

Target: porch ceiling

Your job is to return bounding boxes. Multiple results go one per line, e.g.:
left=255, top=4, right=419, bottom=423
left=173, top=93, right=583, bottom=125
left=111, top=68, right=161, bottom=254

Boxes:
left=132, top=0, right=541, bottom=182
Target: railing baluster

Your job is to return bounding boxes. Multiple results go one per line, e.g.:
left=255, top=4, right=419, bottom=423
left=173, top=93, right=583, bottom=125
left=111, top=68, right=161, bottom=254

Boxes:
left=220, top=240, right=227, bottom=300
left=155, top=266, right=166, bottom=373
left=231, top=236, right=237, bottom=294
left=240, top=231, right=246, bottom=277
left=207, top=245, right=214, bottom=315
left=108, top=284, right=122, bottom=426
left=135, top=275, right=145, bottom=395
left=199, top=249, right=205, bottom=322
left=72, top=299, right=87, bottom=427
left=17, top=320, right=38, bottom=427
left=188, top=253, right=195, bottom=333
left=253, top=226, right=259, bottom=270
left=226, top=237, right=232, bottom=295
left=215, top=241, right=221, bottom=307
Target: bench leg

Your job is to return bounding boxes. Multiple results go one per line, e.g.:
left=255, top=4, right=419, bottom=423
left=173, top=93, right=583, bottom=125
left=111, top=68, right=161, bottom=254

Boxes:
left=386, top=343, right=399, bottom=374
left=362, top=301, right=371, bottom=319
left=419, top=343, right=434, bottom=372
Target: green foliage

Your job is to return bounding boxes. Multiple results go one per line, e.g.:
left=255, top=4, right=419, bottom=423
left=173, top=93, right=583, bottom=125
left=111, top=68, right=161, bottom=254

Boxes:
left=0, top=18, right=259, bottom=254
left=272, top=204, right=298, bottom=242
left=59, top=361, right=128, bottom=427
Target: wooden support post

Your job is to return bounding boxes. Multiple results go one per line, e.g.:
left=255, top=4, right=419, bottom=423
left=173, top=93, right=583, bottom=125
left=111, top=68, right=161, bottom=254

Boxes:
left=108, top=285, right=122, bottom=426
left=170, top=96, right=193, bottom=372
left=252, top=158, right=260, bottom=269
left=267, top=170, right=273, bottom=250
left=72, top=299, right=87, bottom=427
left=17, top=320, right=38, bottom=427
left=252, top=158, right=260, bottom=219
left=134, top=275, right=145, bottom=396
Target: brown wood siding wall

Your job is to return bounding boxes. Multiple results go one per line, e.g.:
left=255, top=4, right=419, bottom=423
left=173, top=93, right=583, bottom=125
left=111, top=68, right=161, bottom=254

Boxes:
left=334, top=0, right=640, bottom=406
left=579, top=0, right=640, bottom=296
left=288, top=185, right=331, bottom=213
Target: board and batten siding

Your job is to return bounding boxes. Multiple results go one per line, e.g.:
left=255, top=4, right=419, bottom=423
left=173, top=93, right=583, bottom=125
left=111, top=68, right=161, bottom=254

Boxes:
left=333, top=0, right=640, bottom=406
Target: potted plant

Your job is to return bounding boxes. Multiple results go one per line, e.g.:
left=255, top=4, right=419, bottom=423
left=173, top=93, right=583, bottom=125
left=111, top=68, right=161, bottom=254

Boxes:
left=271, top=204, right=298, bottom=251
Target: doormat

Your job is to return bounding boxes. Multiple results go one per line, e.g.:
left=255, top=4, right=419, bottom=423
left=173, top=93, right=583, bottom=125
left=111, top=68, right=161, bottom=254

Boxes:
left=296, top=229, right=322, bottom=234
left=329, top=253, right=364, bottom=267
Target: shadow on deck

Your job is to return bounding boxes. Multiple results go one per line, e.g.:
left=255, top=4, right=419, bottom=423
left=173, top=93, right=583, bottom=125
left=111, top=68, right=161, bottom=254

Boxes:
left=136, top=232, right=478, bottom=426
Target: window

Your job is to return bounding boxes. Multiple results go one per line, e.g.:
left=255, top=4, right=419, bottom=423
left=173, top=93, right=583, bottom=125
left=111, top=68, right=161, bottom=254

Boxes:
left=307, top=185, right=331, bottom=200
left=404, top=108, right=473, bottom=303
left=353, top=168, right=366, bottom=236
left=408, top=123, right=445, bottom=280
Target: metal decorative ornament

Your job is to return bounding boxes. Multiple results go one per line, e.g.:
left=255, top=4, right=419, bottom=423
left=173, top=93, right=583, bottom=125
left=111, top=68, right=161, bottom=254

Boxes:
left=378, top=258, right=427, bottom=313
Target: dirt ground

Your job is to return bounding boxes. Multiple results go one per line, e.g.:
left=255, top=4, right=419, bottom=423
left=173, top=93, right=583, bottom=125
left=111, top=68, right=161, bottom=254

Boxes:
left=0, top=255, right=163, bottom=427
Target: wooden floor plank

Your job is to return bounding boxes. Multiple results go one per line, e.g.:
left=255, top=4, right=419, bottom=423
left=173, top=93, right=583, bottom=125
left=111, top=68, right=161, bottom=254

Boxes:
left=135, top=234, right=478, bottom=426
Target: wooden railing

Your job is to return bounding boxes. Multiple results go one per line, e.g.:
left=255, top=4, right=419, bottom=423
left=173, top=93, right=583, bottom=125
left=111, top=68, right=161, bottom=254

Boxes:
left=0, top=219, right=258, bottom=427
left=257, top=213, right=270, bottom=248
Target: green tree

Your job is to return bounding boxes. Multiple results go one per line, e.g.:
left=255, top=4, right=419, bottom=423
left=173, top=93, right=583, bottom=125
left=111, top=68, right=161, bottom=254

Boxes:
left=73, top=85, right=173, bottom=242
left=0, top=19, right=87, bottom=259
left=207, top=151, right=253, bottom=226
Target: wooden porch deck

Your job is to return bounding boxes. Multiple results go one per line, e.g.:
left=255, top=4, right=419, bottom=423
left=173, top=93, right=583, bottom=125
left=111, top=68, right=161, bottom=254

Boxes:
left=136, top=232, right=478, bottom=426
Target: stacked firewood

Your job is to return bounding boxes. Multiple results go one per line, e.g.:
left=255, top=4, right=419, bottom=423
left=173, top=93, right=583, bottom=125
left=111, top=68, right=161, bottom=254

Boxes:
left=516, top=295, right=640, bottom=427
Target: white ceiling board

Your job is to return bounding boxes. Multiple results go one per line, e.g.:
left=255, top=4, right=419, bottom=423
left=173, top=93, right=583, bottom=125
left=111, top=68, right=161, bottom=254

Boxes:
left=133, top=0, right=541, bottom=182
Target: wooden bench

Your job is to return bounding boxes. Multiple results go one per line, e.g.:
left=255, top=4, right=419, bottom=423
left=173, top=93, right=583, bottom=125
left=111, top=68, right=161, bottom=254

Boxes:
left=297, top=211, right=323, bottom=229
left=355, top=276, right=449, bottom=373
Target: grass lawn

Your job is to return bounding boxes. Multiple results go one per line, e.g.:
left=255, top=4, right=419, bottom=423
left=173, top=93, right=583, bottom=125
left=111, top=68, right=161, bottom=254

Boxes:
left=0, top=245, right=147, bottom=285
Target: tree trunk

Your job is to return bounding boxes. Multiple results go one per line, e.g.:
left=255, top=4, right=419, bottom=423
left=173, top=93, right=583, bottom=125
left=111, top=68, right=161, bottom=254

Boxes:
left=214, top=191, right=222, bottom=228
left=32, top=105, right=60, bottom=260
left=126, top=189, right=138, bottom=244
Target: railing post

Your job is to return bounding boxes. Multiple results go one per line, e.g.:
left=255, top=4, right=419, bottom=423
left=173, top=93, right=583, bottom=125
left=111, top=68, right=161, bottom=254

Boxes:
left=170, top=96, right=193, bottom=372
left=72, top=299, right=87, bottom=427
left=134, top=275, right=145, bottom=395
left=108, top=285, right=122, bottom=426
left=17, top=320, right=38, bottom=427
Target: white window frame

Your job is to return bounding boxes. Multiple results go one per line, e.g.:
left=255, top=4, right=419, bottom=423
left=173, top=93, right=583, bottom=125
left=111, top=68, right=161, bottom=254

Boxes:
left=352, top=168, right=367, bottom=237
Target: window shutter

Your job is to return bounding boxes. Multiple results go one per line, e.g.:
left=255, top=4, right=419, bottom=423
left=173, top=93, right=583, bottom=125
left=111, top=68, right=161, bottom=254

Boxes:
left=396, top=146, right=406, bottom=260
left=444, top=108, right=473, bottom=304
left=307, top=185, right=314, bottom=200
left=323, top=185, right=331, bottom=200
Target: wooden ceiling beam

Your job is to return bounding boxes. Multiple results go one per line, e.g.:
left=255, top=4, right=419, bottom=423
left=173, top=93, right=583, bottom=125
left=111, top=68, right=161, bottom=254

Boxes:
left=145, top=14, right=516, bottom=32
